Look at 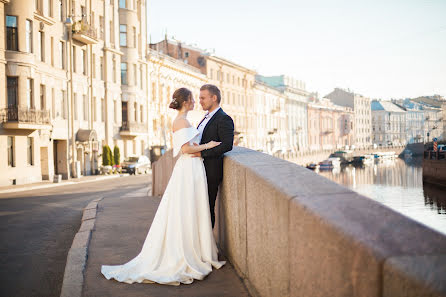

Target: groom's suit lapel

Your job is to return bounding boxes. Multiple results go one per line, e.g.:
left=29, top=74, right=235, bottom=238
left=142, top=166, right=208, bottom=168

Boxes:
left=202, top=108, right=222, bottom=141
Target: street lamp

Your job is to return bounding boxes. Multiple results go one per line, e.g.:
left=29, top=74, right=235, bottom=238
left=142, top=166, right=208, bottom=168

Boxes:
left=64, top=16, right=77, bottom=178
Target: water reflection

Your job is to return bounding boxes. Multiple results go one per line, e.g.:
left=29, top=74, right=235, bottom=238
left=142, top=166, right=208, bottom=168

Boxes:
left=424, top=184, right=446, bottom=215
left=315, top=157, right=446, bottom=235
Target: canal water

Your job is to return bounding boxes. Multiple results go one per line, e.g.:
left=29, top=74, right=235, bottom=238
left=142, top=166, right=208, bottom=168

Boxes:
left=315, top=157, right=446, bottom=236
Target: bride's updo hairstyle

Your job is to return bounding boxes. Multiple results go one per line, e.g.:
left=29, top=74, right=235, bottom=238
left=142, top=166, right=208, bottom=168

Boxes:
left=169, top=88, right=192, bottom=110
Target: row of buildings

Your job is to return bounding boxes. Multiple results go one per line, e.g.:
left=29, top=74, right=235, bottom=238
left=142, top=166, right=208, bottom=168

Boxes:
left=1, top=0, right=445, bottom=186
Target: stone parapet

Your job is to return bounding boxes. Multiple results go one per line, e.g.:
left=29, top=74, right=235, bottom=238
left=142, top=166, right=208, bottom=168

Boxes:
left=152, top=146, right=446, bottom=297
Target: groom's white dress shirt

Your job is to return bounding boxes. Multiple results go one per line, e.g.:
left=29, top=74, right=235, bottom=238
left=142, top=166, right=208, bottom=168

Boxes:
left=197, top=107, right=220, bottom=143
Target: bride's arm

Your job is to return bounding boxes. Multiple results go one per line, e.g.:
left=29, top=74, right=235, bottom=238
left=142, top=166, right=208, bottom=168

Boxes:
left=181, top=141, right=220, bottom=154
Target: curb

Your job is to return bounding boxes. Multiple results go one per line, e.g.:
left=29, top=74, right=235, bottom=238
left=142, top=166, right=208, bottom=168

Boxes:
left=0, top=174, right=129, bottom=195
left=60, top=197, right=104, bottom=297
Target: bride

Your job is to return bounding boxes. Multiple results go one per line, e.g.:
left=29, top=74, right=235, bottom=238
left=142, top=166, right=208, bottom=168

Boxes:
left=101, top=87, right=226, bottom=285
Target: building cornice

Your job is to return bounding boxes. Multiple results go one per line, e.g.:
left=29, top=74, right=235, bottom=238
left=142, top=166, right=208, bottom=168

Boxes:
left=104, top=47, right=124, bottom=56
left=207, top=55, right=256, bottom=75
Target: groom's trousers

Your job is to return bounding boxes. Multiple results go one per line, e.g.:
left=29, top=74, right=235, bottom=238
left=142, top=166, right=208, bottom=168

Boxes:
left=203, top=158, right=223, bottom=229
left=207, top=180, right=219, bottom=228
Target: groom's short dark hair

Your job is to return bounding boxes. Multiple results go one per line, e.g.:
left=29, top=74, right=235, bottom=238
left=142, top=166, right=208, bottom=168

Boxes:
left=200, top=84, right=221, bottom=103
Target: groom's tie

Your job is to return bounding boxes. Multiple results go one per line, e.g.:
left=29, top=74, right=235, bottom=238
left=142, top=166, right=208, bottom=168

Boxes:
left=197, top=113, right=209, bottom=128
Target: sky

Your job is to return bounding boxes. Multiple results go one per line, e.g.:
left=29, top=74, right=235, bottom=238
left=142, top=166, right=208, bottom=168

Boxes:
left=147, top=0, right=446, bottom=100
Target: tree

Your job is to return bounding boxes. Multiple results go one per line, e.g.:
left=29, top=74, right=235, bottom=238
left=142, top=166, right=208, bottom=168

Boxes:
left=102, top=145, right=113, bottom=166
left=108, top=145, right=114, bottom=166
left=113, top=145, right=120, bottom=166
left=102, top=145, right=110, bottom=166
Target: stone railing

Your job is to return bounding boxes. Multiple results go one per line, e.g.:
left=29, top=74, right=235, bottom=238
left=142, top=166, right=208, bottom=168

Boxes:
left=0, top=106, right=50, bottom=124
left=152, top=147, right=446, bottom=297
left=119, top=121, right=148, bottom=134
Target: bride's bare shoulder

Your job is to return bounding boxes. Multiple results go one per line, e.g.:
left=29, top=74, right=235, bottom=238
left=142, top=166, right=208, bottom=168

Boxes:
left=172, top=117, right=192, bottom=133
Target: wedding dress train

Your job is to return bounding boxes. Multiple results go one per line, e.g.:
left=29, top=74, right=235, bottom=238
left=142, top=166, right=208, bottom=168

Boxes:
left=101, top=127, right=225, bottom=285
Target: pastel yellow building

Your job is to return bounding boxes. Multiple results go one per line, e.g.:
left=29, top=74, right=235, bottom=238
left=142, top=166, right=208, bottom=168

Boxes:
left=0, top=0, right=148, bottom=186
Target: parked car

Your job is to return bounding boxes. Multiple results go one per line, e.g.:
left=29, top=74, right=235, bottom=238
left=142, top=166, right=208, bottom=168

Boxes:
left=121, top=155, right=150, bottom=175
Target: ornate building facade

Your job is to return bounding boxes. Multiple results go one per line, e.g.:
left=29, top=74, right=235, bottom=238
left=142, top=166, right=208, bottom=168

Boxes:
left=0, top=0, right=147, bottom=186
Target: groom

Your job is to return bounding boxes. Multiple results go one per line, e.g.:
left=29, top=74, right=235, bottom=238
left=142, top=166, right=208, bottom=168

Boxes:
left=193, top=84, right=234, bottom=228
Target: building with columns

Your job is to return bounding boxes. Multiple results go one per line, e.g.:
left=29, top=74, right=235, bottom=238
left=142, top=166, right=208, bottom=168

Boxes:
left=325, top=88, right=372, bottom=149
left=253, top=81, right=287, bottom=154
left=146, top=48, right=207, bottom=158
left=150, top=39, right=258, bottom=148
left=256, top=75, right=309, bottom=154
left=0, top=0, right=147, bottom=186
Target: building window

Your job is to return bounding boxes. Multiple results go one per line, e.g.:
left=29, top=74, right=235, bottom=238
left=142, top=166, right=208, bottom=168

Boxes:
left=82, top=49, right=87, bottom=75
left=59, top=0, right=64, bottom=21
left=51, top=88, right=55, bottom=119
left=140, top=105, right=143, bottom=122
left=27, top=79, right=34, bottom=109
left=134, top=102, right=138, bottom=122
left=83, top=95, right=88, bottom=121
left=113, top=59, right=116, bottom=83
left=50, top=37, right=54, bottom=66
left=120, top=24, right=127, bottom=47
left=40, top=84, right=45, bottom=110
left=36, top=0, right=43, bottom=13
left=27, top=137, right=34, bottom=165
left=109, top=21, right=114, bottom=45
left=99, top=16, right=105, bottom=39
left=6, top=16, right=18, bottom=51
left=93, top=97, right=97, bottom=121
left=133, top=63, right=137, bottom=86
left=92, top=54, right=96, bottom=78
left=119, top=0, right=126, bottom=8
left=26, top=20, right=33, bottom=53
left=61, top=90, right=67, bottom=119
left=100, top=55, right=104, bottom=80
left=140, top=65, right=143, bottom=89
left=74, top=94, right=78, bottom=120
left=101, top=98, right=105, bottom=122
left=132, top=26, right=136, bottom=48
left=114, top=100, right=118, bottom=123
left=72, top=46, right=76, bottom=72
left=121, top=62, right=127, bottom=85
left=49, top=0, right=53, bottom=17
left=7, top=77, right=18, bottom=106
left=8, top=136, right=15, bottom=167
left=39, top=31, right=45, bottom=61
left=59, top=41, right=65, bottom=69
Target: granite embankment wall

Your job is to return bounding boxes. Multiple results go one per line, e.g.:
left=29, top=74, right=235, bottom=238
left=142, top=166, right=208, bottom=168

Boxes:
left=152, top=147, right=446, bottom=297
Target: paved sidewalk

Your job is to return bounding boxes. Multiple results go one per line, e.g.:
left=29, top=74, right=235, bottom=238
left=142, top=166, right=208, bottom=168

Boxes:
left=82, top=188, right=250, bottom=297
left=0, top=174, right=130, bottom=194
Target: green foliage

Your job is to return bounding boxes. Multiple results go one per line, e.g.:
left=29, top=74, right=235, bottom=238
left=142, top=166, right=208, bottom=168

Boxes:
left=102, top=145, right=110, bottom=166
left=102, top=145, right=114, bottom=166
left=113, top=145, right=120, bottom=165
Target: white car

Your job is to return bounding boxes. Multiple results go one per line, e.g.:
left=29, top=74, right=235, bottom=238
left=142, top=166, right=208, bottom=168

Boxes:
left=122, top=155, right=150, bottom=175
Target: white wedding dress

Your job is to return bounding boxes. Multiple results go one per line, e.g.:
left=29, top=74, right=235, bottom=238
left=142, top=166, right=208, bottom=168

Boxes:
left=101, top=127, right=225, bottom=285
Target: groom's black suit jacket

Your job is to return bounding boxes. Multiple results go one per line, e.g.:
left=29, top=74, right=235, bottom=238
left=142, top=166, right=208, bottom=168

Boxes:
left=199, top=108, right=234, bottom=184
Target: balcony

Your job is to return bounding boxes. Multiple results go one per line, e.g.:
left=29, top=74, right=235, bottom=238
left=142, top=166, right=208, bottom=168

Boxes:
left=0, top=106, right=51, bottom=130
left=120, top=121, right=147, bottom=137
left=72, top=20, right=98, bottom=44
